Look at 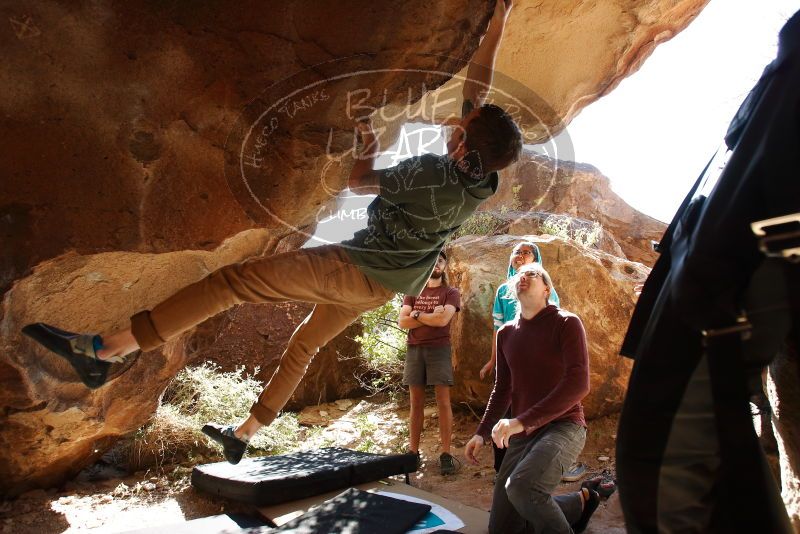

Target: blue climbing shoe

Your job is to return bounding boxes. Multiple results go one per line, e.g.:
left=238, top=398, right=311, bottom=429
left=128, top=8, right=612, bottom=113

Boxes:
left=22, top=323, right=118, bottom=389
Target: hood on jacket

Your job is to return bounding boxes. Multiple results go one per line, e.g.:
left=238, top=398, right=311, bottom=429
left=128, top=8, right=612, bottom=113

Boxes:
left=504, top=241, right=560, bottom=307
left=507, top=242, right=543, bottom=279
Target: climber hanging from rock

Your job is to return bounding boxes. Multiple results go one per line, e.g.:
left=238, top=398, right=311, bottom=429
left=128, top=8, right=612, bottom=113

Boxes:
left=23, top=0, right=520, bottom=465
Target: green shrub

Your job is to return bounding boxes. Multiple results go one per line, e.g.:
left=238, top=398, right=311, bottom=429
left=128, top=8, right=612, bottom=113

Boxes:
left=129, top=362, right=301, bottom=469
left=165, top=363, right=301, bottom=452
left=511, top=184, right=524, bottom=210
left=352, top=295, right=407, bottom=394
left=451, top=211, right=508, bottom=239
left=353, top=413, right=380, bottom=452
left=541, top=214, right=602, bottom=248
left=574, top=222, right=602, bottom=248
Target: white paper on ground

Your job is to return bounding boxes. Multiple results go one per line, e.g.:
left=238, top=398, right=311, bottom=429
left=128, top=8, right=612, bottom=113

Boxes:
left=376, top=490, right=466, bottom=533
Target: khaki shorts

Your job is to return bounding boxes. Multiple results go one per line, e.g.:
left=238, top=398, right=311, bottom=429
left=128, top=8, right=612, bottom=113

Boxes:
left=403, top=345, right=453, bottom=386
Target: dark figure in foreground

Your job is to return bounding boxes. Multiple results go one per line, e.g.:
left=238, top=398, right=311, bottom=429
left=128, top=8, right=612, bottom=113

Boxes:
left=617, top=9, right=800, bottom=533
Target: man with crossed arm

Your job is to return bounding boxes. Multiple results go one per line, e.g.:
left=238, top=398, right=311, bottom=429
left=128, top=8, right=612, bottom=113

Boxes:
left=398, top=250, right=461, bottom=475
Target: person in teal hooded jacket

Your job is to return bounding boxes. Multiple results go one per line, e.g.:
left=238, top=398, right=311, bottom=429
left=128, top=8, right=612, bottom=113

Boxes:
left=480, top=241, right=560, bottom=379
left=480, top=240, right=560, bottom=472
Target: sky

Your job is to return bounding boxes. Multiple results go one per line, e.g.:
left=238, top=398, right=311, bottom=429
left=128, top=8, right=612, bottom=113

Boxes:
left=308, top=0, right=798, bottom=245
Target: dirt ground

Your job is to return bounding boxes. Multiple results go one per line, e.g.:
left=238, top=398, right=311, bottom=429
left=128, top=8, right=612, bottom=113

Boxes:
left=0, top=394, right=624, bottom=533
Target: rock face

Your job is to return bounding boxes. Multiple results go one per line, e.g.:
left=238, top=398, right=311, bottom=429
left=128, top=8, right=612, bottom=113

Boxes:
left=446, top=234, right=649, bottom=419
left=0, top=229, right=277, bottom=494
left=0, top=229, right=367, bottom=495
left=0, top=0, right=493, bottom=299
left=0, top=0, right=705, bottom=495
left=484, top=209, right=628, bottom=259
left=481, top=152, right=667, bottom=266
left=422, top=0, right=710, bottom=141
left=0, top=0, right=704, bottom=297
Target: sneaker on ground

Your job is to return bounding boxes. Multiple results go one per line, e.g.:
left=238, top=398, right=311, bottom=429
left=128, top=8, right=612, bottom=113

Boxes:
left=562, top=462, right=588, bottom=482
left=202, top=423, right=248, bottom=465
left=439, top=452, right=461, bottom=475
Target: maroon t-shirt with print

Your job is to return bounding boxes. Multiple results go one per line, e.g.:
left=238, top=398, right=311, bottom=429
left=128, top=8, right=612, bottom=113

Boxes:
left=403, top=285, right=461, bottom=346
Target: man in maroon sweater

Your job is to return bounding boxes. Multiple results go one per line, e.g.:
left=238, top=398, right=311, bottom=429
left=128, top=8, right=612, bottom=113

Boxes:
left=464, top=263, right=600, bottom=533
left=398, top=250, right=461, bottom=475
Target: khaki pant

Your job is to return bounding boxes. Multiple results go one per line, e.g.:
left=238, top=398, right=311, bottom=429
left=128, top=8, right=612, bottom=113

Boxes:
left=130, top=244, right=394, bottom=425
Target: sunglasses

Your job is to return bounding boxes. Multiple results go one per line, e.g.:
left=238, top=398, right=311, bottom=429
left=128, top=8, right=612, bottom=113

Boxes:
left=519, top=271, right=543, bottom=280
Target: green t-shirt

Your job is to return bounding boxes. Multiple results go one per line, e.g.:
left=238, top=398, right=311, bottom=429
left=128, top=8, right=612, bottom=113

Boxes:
left=343, top=153, right=498, bottom=295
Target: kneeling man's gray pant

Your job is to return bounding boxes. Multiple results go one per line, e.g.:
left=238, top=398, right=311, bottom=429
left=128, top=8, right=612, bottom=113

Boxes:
left=489, top=421, right=587, bottom=534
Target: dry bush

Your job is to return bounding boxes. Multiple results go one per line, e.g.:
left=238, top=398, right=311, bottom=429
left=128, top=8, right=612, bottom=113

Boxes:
left=125, top=363, right=301, bottom=471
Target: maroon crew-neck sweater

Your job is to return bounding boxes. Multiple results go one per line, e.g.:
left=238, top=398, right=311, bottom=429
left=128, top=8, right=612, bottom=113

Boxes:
left=476, top=305, right=590, bottom=441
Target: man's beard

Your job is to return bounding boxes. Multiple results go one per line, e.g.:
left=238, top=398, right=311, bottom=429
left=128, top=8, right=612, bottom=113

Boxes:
left=430, top=270, right=444, bottom=279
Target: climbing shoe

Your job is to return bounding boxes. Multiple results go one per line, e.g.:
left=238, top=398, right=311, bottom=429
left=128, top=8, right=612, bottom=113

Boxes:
left=22, top=323, right=118, bottom=389
left=202, top=423, right=248, bottom=465
left=573, top=488, right=600, bottom=533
